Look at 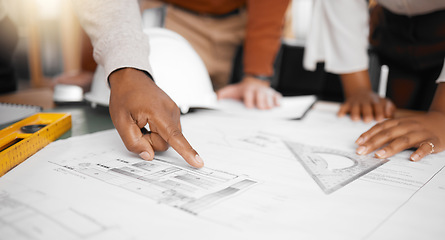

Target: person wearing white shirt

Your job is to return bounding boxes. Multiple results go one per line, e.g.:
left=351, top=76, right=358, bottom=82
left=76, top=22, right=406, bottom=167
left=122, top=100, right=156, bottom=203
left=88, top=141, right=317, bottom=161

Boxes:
left=73, top=0, right=204, bottom=168
left=304, top=0, right=445, bottom=161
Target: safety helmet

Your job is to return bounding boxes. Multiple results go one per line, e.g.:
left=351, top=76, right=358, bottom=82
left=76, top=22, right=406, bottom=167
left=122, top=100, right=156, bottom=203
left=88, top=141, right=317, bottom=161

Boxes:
left=84, top=28, right=217, bottom=113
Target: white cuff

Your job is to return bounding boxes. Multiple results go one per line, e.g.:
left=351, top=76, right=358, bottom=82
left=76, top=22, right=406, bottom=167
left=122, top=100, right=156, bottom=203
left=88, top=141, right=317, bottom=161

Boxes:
left=303, top=0, right=369, bottom=74
left=436, top=59, right=445, bottom=83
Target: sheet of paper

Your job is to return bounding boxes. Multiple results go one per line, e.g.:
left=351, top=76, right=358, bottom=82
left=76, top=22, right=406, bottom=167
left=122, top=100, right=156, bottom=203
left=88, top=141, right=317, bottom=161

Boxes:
left=367, top=164, right=445, bottom=240
left=49, top=150, right=257, bottom=215
left=0, top=130, right=242, bottom=240
left=0, top=103, right=41, bottom=125
left=178, top=109, right=445, bottom=239
left=213, top=95, right=316, bottom=119
left=1, top=102, right=445, bottom=240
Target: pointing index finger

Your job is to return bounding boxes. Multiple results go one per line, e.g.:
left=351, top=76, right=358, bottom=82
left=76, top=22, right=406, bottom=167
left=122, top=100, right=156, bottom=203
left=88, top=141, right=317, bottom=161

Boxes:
left=164, top=128, right=204, bottom=168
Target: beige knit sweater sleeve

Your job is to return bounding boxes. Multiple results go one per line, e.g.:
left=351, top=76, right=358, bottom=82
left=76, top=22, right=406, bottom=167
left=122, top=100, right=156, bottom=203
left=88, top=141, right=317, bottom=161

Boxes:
left=0, top=0, right=6, bottom=21
left=72, top=0, right=152, bottom=79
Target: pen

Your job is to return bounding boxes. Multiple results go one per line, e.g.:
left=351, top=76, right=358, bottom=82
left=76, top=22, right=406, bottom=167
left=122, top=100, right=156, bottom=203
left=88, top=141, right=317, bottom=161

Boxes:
left=378, top=65, right=389, bottom=98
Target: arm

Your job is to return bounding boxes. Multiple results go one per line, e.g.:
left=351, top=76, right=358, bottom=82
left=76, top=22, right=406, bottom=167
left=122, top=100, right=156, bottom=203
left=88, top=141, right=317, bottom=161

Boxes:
left=356, top=82, right=445, bottom=161
left=304, top=0, right=395, bottom=121
left=73, top=0, right=203, bottom=168
left=52, top=30, right=96, bottom=92
left=216, top=0, right=289, bottom=109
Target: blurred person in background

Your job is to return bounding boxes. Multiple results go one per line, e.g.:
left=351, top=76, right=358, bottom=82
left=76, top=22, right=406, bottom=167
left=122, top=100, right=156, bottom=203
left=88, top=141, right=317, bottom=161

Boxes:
left=0, top=0, right=19, bottom=94
left=73, top=0, right=204, bottom=168
left=304, top=0, right=445, bottom=161
left=56, top=0, right=289, bottom=109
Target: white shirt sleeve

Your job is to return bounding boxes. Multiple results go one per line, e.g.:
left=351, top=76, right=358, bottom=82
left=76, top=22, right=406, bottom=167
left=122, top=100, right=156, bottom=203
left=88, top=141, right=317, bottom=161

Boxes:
left=72, top=0, right=152, bottom=79
left=378, top=0, right=445, bottom=16
left=303, top=0, right=369, bottom=74
left=436, top=58, right=445, bottom=83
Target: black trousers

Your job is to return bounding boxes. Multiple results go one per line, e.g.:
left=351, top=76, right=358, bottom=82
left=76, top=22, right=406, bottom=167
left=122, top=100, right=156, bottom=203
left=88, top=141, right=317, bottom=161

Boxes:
left=370, top=6, right=445, bottom=110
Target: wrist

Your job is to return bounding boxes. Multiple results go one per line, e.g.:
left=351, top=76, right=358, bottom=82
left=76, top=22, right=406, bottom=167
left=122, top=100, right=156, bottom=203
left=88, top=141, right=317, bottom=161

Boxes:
left=429, top=82, right=445, bottom=113
left=243, top=73, right=273, bottom=82
left=340, top=70, right=372, bottom=98
left=109, top=68, right=153, bottom=89
left=242, top=75, right=271, bottom=87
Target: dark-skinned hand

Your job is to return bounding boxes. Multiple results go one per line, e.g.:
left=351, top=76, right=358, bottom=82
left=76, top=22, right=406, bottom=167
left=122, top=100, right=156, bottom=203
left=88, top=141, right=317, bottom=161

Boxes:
left=339, top=70, right=395, bottom=122
left=338, top=88, right=395, bottom=123
left=356, top=82, right=445, bottom=161
left=108, top=68, right=204, bottom=168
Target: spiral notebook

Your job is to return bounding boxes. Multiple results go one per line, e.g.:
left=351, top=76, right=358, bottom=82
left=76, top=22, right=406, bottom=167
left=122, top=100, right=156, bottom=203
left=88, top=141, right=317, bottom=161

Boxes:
left=0, top=103, right=42, bottom=126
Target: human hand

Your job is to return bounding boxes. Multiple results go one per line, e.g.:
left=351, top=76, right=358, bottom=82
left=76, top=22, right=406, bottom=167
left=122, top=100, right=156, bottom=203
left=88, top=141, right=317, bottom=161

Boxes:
left=355, top=111, right=445, bottom=161
left=338, top=89, right=396, bottom=122
left=108, top=68, right=204, bottom=168
left=216, top=75, right=282, bottom=109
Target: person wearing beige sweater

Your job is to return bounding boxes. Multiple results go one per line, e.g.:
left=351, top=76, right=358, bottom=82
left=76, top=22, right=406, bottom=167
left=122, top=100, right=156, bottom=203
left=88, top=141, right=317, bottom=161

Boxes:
left=73, top=0, right=204, bottom=168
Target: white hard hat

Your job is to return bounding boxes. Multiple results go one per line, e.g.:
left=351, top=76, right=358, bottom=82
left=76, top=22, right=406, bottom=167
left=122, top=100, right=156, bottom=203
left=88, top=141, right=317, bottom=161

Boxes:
left=85, top=28, right=217, bottom=113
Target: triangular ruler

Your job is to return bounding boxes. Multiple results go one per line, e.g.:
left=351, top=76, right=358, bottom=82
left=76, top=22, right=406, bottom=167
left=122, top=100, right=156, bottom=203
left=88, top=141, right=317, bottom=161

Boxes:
left=284, top=141, right=388, bottom=194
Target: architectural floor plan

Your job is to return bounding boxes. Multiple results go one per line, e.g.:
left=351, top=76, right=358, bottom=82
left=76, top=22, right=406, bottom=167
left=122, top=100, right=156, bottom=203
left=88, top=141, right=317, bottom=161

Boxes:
left=50, top=152, right=257, bottom=215
left=1, top=105, right=445, bottom=239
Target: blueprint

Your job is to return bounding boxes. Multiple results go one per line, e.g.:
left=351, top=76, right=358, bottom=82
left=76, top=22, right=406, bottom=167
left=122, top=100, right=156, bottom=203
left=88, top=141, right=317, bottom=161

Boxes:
left=0, top=184, right=133, bottom=240
left=1, top=103, right=445, bottom=240
left=50, top=152, right=257, bottom=215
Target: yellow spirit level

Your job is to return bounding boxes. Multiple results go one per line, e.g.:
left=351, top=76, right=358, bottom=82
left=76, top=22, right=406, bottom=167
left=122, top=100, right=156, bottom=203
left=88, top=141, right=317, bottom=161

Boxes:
left=0, top=113, right=71, bottom=176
